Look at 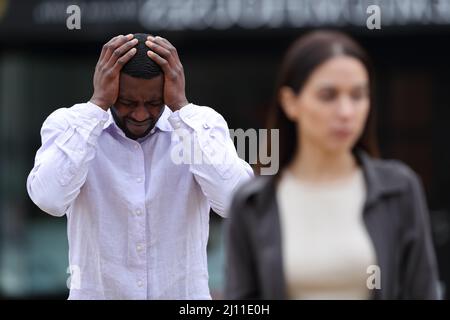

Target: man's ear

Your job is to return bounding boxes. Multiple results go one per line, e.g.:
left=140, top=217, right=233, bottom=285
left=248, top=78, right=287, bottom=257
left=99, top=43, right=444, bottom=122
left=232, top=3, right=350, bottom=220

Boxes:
left=279, top=86, right=300, bottom=121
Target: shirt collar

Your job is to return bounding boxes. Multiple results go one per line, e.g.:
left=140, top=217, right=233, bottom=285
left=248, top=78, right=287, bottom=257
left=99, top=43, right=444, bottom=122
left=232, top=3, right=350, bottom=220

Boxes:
left=103, top=105, right=174, bottom=134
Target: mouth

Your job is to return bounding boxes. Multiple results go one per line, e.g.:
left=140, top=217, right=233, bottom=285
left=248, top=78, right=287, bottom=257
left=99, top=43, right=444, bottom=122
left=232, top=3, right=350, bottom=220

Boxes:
left=126, top=118, right=152, bottom=128
left=331, top=128, right=353, bottom=139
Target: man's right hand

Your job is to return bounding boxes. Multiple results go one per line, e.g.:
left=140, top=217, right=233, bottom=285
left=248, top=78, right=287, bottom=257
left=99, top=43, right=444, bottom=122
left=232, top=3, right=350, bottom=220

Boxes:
left=90, top=34, right=138, bottom=111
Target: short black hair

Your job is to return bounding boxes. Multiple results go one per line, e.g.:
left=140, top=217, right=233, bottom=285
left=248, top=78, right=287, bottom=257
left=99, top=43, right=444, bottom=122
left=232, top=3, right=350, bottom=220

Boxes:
left=121, top=33, right=162, bottom=79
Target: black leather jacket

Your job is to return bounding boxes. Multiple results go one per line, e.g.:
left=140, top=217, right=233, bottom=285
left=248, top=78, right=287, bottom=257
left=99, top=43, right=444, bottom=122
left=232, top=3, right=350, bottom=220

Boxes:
left=225, top=151, right=440, bottom=299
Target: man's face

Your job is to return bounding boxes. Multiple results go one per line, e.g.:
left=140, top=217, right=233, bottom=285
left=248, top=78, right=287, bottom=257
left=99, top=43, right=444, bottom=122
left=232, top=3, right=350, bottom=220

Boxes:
left=112, top=73, right=165, bottom=140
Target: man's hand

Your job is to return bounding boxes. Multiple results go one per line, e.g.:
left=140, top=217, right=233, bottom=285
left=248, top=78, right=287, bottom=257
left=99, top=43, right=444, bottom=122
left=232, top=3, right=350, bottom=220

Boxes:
left=145, top=36, right=189, bottom=112
left=90, top=34, right=138, bottom=111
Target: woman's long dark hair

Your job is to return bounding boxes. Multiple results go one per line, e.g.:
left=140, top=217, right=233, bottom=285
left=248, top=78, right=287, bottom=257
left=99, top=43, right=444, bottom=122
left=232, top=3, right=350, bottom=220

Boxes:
left=267, top=30, right=379, bottom=175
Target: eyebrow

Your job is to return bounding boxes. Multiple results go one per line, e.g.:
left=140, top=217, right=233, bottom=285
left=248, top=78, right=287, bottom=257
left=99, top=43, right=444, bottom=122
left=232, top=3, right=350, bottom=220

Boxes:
left=147, top=99, right=163, bottom=103
left=118, top=96, right=163, bottom=103
left=118, top=96, right=135, bottom=102
left=317, top=82, right=369, bottom=90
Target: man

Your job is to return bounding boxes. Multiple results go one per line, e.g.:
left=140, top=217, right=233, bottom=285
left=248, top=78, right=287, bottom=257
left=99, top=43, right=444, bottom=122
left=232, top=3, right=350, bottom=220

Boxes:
left=26, top=33, right=253, bottom=299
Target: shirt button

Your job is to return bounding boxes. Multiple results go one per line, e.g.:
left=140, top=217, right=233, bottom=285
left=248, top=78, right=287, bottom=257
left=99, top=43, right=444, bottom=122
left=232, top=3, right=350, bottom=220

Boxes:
left=78, top=148, right=84, bottom=154
left=137, top=280, right=143, bottom=287
left=134, top=144, right=139, bottom=150
left=172, top=120, right=181, bottom=129
left=136, top=209, right=142, bottom=216
left=136, top=177, right=143, bottom=183
left=203, top=123, right=210, bottom=129
left=136, top=244, right=143, bottom=252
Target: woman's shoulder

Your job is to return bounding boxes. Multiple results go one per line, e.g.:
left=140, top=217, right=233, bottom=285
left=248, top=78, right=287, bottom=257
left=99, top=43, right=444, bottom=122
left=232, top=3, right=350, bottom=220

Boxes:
left=373, top=159, right=417, bottom=178
left=371, top=157, right=418, bottom=178
left=362, top=154, right=424, bottom=192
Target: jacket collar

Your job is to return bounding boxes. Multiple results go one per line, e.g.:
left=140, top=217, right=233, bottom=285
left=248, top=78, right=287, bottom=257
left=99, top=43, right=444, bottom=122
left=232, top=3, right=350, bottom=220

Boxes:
left=248, top=149, right=407, bottom=211
left=355, top=150, right=406, bottom=208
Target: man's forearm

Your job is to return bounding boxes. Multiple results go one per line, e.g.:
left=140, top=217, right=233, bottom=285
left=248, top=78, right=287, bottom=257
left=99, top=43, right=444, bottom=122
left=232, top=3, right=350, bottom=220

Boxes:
left=27, top=102, right=108, bottom=216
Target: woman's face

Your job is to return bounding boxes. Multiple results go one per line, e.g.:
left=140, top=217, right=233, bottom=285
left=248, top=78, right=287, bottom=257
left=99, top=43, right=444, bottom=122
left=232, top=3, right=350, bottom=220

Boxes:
left=280, top=55, right=370, bottom=155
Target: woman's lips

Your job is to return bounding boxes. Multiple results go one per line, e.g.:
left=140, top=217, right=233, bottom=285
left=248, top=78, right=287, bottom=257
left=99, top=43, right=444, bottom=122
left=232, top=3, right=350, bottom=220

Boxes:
left=331, top=128, right=353, bottom=139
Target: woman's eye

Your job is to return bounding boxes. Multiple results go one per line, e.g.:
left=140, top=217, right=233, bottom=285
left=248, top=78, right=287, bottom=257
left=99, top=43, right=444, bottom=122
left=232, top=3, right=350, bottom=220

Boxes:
left=351, top=89, right=368, bottom=101
left=318, top=90, right=336, bottom=101
left=351, top=92, right=363, bottom=101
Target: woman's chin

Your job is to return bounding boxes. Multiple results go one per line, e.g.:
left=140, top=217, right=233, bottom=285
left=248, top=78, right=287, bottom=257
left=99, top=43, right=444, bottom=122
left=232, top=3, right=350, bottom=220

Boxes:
left=322, top=142, right=354, bottom=155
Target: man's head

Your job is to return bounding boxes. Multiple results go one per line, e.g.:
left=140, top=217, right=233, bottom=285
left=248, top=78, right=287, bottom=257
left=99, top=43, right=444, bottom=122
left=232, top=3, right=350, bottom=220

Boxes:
left=112, top=33, right=164, bottom=140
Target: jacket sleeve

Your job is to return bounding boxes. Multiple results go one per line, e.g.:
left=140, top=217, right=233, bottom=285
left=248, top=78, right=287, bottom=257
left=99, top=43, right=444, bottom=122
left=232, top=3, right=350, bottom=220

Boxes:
left=224, top=186, right=260, bottom=299
left=26, top=102, right=109, bottom=217
left=401, top=166, right=441, bottom=299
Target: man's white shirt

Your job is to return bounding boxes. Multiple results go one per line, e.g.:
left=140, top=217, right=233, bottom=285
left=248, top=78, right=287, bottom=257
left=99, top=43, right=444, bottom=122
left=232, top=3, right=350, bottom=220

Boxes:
left=26, top=102, right=253, bottom=299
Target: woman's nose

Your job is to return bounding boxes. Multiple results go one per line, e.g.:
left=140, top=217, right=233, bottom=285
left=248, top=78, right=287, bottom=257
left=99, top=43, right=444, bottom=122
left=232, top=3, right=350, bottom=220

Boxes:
left=336, top=96, right=355, bottom=119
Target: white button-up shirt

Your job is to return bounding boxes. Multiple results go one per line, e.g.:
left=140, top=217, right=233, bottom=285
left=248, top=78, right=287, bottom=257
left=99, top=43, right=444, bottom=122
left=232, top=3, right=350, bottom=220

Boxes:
left=26, top=102, right=253, bottom=299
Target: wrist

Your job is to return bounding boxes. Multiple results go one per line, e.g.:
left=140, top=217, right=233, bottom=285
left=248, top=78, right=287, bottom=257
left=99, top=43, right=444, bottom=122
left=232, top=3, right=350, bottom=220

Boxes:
left=90, top=96, right=111, bottom=111
left=168, top=99, right=189, bottom=112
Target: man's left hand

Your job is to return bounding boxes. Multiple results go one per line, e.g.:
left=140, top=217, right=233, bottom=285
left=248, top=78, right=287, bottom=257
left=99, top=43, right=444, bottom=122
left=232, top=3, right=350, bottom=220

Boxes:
left=145, top=36, right=189, bottom=112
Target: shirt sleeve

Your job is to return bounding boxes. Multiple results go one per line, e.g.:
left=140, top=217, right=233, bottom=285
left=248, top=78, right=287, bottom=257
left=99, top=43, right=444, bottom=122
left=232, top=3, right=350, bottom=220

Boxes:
left=26, top=102, right=109, bottom=217
left=168, top=103, right=254, bottom=217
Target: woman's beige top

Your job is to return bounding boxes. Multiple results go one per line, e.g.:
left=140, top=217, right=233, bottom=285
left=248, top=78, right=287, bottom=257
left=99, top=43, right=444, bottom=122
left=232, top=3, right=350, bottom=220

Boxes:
left=276, top=168, right=376, bottom=299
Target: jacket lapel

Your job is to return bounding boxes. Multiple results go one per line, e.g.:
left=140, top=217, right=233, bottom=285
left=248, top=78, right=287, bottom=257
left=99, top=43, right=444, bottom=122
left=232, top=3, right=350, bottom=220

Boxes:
left=356, top=150, right=407, bottom=299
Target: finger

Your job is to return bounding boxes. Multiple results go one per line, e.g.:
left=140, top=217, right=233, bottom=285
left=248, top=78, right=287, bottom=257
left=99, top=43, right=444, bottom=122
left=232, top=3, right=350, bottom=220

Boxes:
left=146, top=50, right=170, bottom=74
left=145, top=40, right=174, bottom=66
left=112, top=48, right=137, bottom=73
left=148, top=35, right=172, bottom=50
left=105, top=37, right=139, bottom=69
left=99, top=35, right=128, bottom=64
left=101, top=34, right=134, bottom=66
left=148, top=35, right=180, bottom=62
left=145, top=39, right=181, bottom=70
left=98, top=35, right=122, bottom=63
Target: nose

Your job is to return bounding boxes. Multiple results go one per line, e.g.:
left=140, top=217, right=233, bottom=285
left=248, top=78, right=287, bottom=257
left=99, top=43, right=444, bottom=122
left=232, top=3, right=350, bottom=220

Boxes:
left=336, top=96, right=355, bottom=120
left=130, top=105, right=150, bottom=122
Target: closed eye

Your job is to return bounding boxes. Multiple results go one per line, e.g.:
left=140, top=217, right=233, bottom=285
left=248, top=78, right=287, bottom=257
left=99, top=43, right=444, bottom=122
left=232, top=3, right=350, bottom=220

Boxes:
left=146, top=101, right=164, bottom=107
left=318, top=88, right=337, bottom=102
left=119, top=99, right=135, bottom=107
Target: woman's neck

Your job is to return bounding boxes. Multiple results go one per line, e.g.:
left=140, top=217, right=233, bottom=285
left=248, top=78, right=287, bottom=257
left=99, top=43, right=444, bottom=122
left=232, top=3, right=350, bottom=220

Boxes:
left=288, top=142, right=357, bottom=183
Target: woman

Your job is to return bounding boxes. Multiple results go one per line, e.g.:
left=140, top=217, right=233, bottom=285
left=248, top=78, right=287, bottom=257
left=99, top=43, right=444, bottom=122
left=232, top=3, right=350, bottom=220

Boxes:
left=224, top=30, right=440, bottom=299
